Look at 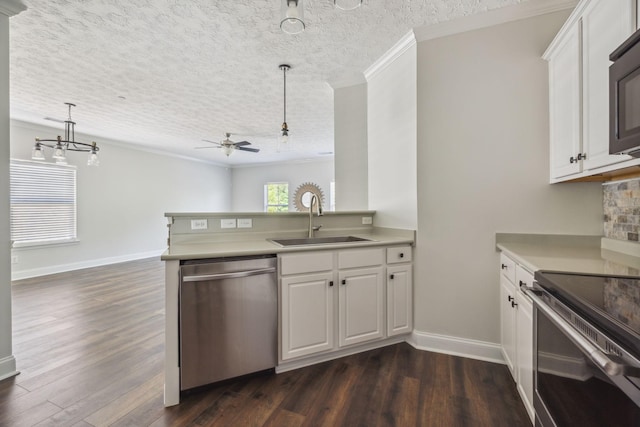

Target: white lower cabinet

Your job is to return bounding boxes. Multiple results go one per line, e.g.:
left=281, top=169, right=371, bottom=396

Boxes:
left=499, top=253, right=534, bottom=424
left=387, top=264, right=413, bottom=336
left=516, top=289, right=534, bottom=422
left=279, top=245, right=412, bottom=363
left=281, top=272, right=334, bottom=360
left=338, top=266, right=384, bottom=347
left=500, top=274, right=517, bottom=376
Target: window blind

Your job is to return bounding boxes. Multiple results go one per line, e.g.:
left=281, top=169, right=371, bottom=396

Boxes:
left=10, top=159, right=77, bottom=246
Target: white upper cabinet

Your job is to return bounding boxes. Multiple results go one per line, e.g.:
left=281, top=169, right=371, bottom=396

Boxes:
left=582, top=0, right=635, bottom=170
left=548, top=22, right=582, bottom=179
left=545, top=0, right=637, bottom=182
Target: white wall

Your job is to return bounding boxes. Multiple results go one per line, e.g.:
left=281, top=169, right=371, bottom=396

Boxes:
left=10, top=120, right=231, bottom=279
left=414, top=11, right=604, bottom=345
left=230, top=159, right=334, bottom=212
left=334, top=83, right=368, bottom=210
left=367, top=40, right=418, bottom=229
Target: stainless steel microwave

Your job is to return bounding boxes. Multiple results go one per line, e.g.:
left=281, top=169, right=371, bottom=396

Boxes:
left=610, top=27, right=640, bottom=158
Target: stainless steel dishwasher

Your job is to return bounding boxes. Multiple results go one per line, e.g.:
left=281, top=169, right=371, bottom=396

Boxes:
left=179, top=255, right=277, bottom=391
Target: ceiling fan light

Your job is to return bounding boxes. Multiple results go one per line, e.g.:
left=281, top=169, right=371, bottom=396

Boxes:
left=334, top=0, right=362, bottom=10
left=223, top=145, right=234, bottom=156
left=281, top=0, right=305, bottom=34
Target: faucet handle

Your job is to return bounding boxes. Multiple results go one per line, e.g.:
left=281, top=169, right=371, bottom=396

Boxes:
left=312, top=225, right=322, bottom=231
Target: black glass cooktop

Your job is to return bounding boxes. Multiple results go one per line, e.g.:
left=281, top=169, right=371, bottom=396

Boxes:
left=534, top=271, right=640, bottom=358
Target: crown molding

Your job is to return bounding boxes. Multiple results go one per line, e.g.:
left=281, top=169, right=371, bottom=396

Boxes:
left=413, top=0, right=579, bottom=43
left=364, top=30, right=416, bottom=82
left=0, top=0, right=27, bottom=17
left=327, top=74, right=367, bottom=90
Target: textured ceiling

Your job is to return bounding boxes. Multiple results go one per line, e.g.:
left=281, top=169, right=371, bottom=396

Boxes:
left=9, top=0, right=523, bottom=166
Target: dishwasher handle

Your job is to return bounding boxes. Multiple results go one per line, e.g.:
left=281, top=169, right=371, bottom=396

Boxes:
left=182, top=267, right=276, bottom=282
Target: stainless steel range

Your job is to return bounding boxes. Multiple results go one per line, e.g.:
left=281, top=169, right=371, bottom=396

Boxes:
left=524, top=271, right=640, bottom=427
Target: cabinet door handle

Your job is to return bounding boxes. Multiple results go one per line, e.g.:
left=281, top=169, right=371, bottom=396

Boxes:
left=570, top=153, right=587, bottom=163
left=519, top=280, right=525, bottom=287
left=501, top=264, right=507, bottom=270
left=399, top=253, right=404, bottom=258
left=390, top=274, right=395, bottom=280
left=508, top=295, right=514, bottom=302
left=329, top=281, right=334, bottom=287
left=511, top=301, right=518, bottom=308
left=341, top=279, right=346, bottom=285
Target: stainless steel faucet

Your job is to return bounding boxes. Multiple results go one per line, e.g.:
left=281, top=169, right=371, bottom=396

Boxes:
left=308, top=193, right=323, bottom=238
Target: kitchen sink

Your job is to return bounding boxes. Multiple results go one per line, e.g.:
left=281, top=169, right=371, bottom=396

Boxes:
left=268, top=236, right=373, bottom=247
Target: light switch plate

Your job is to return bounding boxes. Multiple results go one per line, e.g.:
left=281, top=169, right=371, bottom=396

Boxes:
left=190, top=219, right=208, bottom=230
left=220, top=219, right=237, bottom=229
left=362, top=216, right=373, bottom=225
left=237, top=218, right=253, bottom=228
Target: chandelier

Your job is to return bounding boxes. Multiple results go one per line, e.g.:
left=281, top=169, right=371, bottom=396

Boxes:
left=31, top=103, right=100, bottom=166
left=280, top=0, right=305, bottom=34
left=334, top=0, right=362, bottom=11
left=279, top=64, right=291, bottom=148
left=280, top=0, right=363, bottom=34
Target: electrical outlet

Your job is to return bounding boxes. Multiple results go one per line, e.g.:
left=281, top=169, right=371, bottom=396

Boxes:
left=220, top=219, right=237, bottom=229
left=362, top=216, right=373, bottom=225
left=237, top=218, right=253, bottom=228
left=190, top=219, right=208, bottom=230
left=11, top=255, right=18, bottom=264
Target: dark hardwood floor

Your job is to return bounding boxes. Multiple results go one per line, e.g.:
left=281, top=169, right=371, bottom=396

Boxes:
left=2, top=258, right=531, bottom=426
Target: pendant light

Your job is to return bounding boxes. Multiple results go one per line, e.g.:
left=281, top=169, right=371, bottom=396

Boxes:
left=334, top=0, right=362, bottom=11
left=280, top=0, right=305, bottom=34
left=279, top=64, right=291, bottom=148
left=31, top=103, right=101, bottom=166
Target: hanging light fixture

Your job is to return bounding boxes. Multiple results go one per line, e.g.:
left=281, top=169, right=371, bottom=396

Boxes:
left=334, top=0, right=362, bottom=10
left=280, top=0, right=305, bottom=34
left=31, top=103, right=101, bottom=166
left=279, top=64, right=291, bottom=148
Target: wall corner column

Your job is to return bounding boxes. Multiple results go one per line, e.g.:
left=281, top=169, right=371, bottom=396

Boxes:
left=0, top=0, right=26, bottom=382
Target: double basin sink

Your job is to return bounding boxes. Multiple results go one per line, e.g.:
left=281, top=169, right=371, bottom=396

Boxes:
left=268, top=236, right=372, bottom=247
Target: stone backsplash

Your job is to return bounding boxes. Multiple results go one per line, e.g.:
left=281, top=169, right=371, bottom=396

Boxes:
left=603, top=178, right=640, bottom=242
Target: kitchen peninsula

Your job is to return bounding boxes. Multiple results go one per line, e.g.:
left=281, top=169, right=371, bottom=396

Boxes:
left=161, top=211, right=416, bottom=406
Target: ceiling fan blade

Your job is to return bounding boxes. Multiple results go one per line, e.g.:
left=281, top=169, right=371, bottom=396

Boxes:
left=233, top=141, right=251, bottom=147
left=236, top=146, right=260, bottom=153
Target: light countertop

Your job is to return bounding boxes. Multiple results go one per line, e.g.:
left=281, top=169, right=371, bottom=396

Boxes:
left=162, top=230, right=415, bottom=260
left=496, top=234, right=640, bottom=277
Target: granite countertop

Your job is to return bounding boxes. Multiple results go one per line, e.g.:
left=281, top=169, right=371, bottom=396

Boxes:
left=162, top=230, right=415, bottom=260
left=496, top=234, right=640, bottom=277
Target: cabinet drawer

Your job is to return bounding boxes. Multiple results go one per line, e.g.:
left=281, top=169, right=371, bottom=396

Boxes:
left=500, top=253, right=516, bottom=283
left=516, top=265, right=534, bottom=289
left=338, top=248, right=384, bottom=269
left=280, top=251, right=334, bottom=275
left=386, top=246, right=412, bottom=264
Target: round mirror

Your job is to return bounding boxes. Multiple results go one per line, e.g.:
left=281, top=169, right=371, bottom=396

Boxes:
left=294, top=182, right=325, bottom=212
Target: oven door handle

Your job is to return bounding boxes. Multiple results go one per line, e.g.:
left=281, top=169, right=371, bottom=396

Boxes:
left=523, top=287, right=640, bottom=378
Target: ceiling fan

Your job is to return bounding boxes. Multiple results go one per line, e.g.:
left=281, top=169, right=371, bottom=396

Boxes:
left=196, top=132, right=260, bottom=156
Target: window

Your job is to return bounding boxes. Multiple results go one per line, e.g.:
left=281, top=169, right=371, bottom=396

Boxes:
left=10, top=159, right=77, bottom=246
left=264, top=182, right=289, bottom=212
